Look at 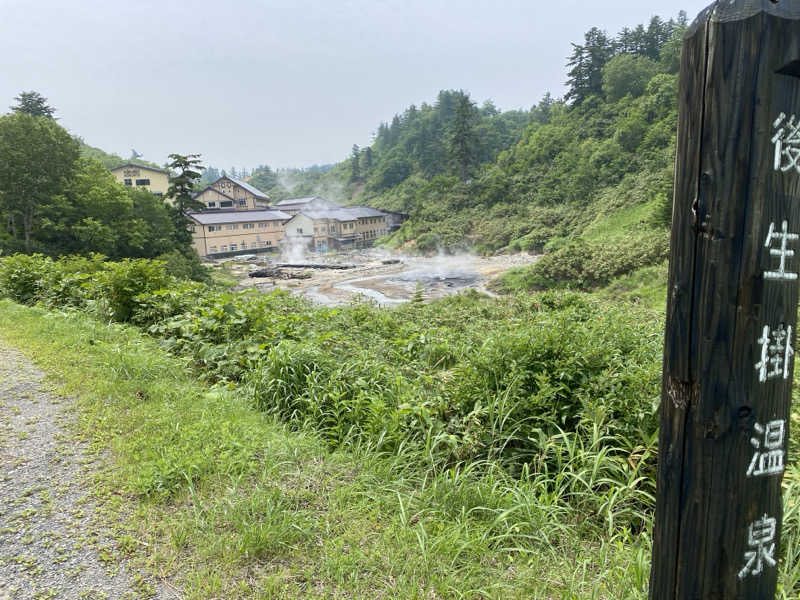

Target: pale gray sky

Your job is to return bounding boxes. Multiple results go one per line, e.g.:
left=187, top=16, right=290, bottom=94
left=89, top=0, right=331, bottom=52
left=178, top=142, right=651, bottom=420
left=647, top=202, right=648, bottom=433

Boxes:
left=1, top=0, right=711, bottom=169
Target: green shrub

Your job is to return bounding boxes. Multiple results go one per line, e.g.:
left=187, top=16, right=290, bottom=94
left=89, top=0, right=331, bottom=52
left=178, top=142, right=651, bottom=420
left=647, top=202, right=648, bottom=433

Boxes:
left=156, top=249, right=211, bottom=283
left=96, top=259, right=171, bottom=321
left=38, top=254, right=107, bottom=309
left=497, top=232, right=669, bottom=292
left=0, top=254, right=52, bottom=304
left=130, top=280, right=206, bottom=328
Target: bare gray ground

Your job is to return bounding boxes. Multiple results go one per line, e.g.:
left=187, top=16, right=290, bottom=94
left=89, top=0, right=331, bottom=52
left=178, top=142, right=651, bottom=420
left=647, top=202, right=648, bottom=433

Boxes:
left=0, top=345, right=170, bottom=599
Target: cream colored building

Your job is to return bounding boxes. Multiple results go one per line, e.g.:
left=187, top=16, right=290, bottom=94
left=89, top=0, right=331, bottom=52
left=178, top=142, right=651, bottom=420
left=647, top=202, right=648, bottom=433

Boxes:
left=188, top=209, right=291, bottom=257
left=194, top=175, right=269, bottom=210
left=284, top=207, right=388, bottom=251
left=110, top=163, right=170, bottom=196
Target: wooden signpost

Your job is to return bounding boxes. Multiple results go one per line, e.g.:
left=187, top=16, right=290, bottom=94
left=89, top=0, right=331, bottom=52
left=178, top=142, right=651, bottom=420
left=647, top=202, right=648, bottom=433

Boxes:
left=651, top=1, right=800, bottom=598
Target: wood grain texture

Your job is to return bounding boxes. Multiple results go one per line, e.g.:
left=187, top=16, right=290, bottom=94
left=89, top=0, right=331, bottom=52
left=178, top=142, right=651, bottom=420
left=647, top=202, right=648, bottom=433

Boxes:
left=650, top=3, right=800, bottom=598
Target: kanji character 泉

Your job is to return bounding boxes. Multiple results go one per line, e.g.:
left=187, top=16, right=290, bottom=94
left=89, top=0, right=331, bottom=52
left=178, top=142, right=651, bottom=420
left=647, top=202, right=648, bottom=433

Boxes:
left=738, top=514, right=777, bottom=579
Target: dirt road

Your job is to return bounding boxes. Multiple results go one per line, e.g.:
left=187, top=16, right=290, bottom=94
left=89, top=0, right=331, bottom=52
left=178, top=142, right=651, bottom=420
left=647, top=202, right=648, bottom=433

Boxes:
left=0, top=345, right=170, bottom=600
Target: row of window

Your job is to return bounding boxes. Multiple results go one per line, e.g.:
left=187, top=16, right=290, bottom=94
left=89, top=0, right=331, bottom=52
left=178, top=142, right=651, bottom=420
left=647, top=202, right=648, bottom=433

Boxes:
left=207, top=199, right=248, bottom=208
left=209, top=240, right=273, bottom=253
left=205, top=222, right=282, bottom=232
left=122, top=178, right=151, bottom=186
left=312, top=221, right=385, bottom=234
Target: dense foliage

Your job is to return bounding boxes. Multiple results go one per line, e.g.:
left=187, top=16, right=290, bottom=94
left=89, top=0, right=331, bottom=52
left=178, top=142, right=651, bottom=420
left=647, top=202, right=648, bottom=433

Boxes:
left=0, top=96, right=208, bottom=279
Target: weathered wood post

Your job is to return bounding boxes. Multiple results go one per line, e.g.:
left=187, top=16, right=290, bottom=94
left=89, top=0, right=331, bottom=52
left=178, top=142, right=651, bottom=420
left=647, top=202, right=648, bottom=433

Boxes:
left=651, top=1, right=800, bottom=598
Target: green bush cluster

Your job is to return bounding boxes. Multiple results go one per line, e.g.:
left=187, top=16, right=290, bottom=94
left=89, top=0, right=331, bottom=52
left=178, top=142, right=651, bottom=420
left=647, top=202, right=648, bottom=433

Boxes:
left=497, top=231, right=669, bottom=292
left=0, top=253, right=172, bottom=321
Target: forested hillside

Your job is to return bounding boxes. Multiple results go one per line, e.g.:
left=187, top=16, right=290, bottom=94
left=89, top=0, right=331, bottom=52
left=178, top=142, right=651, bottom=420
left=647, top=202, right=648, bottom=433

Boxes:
left=245, top=13, right=686, bottom=293
left=0, top=92, right=206, bottom=280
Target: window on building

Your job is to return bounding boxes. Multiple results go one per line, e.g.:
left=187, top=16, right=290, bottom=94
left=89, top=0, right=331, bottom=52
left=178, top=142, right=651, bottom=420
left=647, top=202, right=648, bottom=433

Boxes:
left=241, top=242, right=247, bottom=249
left=135, top=179, right=151, bottom=186
left=210, top=246, right=218, bottom=253
left=220, top=201, right=233, bottom=208
left=259, top=222, right=268, bottom=228
left=266, top=240, right=272, bottom=246
left=123, top=179, right=132, bottom=186
left=296, top=228, right=303, bottom=234
left=230, top=244, right=238, bottom=251
left=221, top=245, right=228, bottom=252
left=274, top=221, right=280, bottom=227
left=243, top=223, right=254, bottom=229
left=207, top=225, right=221, bottom=232
left=239, top=200, right=247, bottom=207
left=207, top=202, right=216, bottom=208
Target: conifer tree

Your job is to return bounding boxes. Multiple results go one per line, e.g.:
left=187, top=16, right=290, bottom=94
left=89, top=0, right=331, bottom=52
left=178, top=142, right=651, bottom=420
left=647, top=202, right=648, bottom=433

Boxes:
left=167, top=154, right=205, bottom=214
left=10, top=91, right=56, bottom=119
left=363, top=147, right=373, bottom=172
left=448, top=93, right=479, bottom=183
left=350, top=144, right=361, bottom=182
left=565, top=27, right=614, bottom=104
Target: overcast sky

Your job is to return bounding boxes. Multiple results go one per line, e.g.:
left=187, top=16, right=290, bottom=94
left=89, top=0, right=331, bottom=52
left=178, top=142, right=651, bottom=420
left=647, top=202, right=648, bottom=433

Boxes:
left=1, top=0, right=711, bottom=170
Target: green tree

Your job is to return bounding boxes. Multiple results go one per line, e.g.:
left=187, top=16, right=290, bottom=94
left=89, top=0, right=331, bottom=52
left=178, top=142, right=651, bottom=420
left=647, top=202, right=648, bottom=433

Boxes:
left=166, top=154, right=205, bottom=213
left=350, top=144, right=361, bottom=182
left=0, top=113, right=80, bottom=251
left=448, top=93, right=479, bottom=183
left=11, top=91, right=56, bottom=119
left=602, top=54, right=659, bottom=102
left=565, top=27, right=614, bottom=104
left=166, top=154, right=205, bottom=248
left=362, top=147, right=373, bottom=172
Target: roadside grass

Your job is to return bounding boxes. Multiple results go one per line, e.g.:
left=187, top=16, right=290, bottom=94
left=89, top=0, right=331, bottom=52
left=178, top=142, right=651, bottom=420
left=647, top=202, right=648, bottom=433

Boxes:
left=0, top=300, right=655, bottom=599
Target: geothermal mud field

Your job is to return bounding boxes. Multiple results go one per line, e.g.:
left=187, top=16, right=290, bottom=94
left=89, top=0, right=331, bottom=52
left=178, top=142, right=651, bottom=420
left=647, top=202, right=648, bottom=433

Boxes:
left=215, top=250, right=539, bottom=306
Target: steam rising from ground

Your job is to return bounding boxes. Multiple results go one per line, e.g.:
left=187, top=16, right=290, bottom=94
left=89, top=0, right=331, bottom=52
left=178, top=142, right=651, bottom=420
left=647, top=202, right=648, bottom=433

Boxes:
left=280, top=236, right=308, bottom=263
left=276, top=170, right=348, bottom=205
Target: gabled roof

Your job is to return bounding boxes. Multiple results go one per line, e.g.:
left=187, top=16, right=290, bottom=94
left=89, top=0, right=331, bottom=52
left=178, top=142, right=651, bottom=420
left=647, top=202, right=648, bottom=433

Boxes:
left=275, top=196, right=320, bottom=206
left=110, top=162, right=170, bottom=174
left=293, top=206, right=387, bottom=222
left=218, top=176, right=269, bottom=200
left=193, top=186, right=237, bottom=202
left=187, top=209, right=291, bottom=225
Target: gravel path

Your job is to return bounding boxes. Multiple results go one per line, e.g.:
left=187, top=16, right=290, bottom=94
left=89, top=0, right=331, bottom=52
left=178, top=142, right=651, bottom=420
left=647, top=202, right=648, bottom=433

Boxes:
left=0, top=345, right=170, bottom=600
